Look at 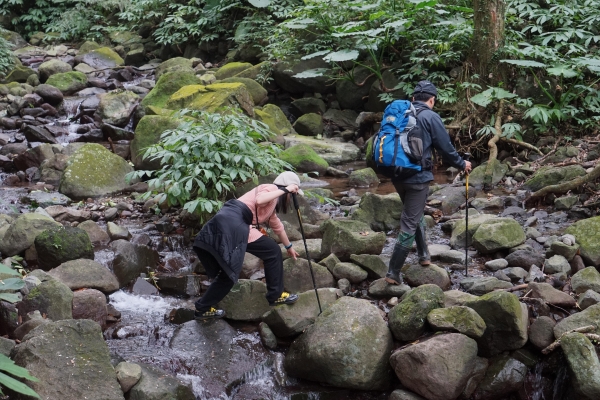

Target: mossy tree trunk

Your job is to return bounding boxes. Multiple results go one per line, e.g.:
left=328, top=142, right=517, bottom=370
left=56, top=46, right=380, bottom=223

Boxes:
left=471, top=0, right=507, bottom=82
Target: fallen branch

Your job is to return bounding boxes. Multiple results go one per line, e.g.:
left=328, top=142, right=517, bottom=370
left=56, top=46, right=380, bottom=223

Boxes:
left=499, top=137, right=543, bottom=155
left=502, top=284, right=528, bottom=292
left=529, top=162, right=600, bottom=199
left=541, top=325, right=597, bottom=354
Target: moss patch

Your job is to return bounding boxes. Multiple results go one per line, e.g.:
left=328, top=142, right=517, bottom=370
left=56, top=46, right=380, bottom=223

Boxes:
left=280, top=144, right=328, bottom=175
left=165, top=85, right=207, bottom=109
left=187, top=82, right=255, bottom=116
left=219, top=77, right=267, bottom=105
left=141, top=70, right=202, bottom=111
left=254, top=104, right=294, bottom=135
left=214, top=62, right=253, bottom=80
left=131, top=115, right=182, bottom=170
left=46, top=71, right=87, bottom=94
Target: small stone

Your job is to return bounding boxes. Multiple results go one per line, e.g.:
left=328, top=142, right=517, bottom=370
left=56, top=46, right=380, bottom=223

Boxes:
left=337, top=278, right=351, bottom=294
left=258, top=322, right=278, bottom=350
left=115, top=362, right=142, bottom=393
left=388, top=297, right=399, bottom=306
left=104, top=207, right=119, bottom=221
left=579, top=290, right=600, bottom=310
left=485, top=258, right=508, bottom=271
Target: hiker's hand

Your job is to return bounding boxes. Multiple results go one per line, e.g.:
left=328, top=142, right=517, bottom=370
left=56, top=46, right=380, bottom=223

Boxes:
left=464, top=161, right=472, bottom=173
left=287, top=247, right=299, bottom=260
left=286, top=184, right=300, bottom=194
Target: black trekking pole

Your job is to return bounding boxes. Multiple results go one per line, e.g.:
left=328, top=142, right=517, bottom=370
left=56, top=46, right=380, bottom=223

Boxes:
left=292, top=193, right=323, bottom=315
left=463, top=153, right=471, bottom=277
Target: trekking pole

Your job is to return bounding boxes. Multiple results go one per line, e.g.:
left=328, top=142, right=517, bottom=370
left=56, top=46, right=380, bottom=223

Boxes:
left=292, top=193, right=323, bottom=315
left=463, top=153, right=471, bottom=277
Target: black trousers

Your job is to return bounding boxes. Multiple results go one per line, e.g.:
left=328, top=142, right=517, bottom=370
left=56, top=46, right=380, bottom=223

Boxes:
left=392, top=181, right=430, bottom=235
left=194, top=235, right=284, bottom=312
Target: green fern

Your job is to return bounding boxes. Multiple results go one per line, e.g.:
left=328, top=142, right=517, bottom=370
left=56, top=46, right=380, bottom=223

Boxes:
left=0, top=354, right=40, bottom=399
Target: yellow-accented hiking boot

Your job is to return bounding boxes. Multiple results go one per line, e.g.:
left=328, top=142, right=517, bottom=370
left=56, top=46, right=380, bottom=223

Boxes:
left=194, top=307, right=225, bottom=320
left=269, top=292, right=299, bottom=306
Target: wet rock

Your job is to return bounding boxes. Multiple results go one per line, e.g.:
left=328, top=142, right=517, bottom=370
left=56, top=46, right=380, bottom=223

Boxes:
left=289, top=97, right=326, bottom=118
left=348, top=167, right=379, bottom=188
left=279, top=143, right=329, bottom=176
left=555, top=303, right=600, bottom=337
left=351, top=192, right=402, bottom=232
left=571, top=267, right=600, bottom=295
left=565, top=216, right=600, bottom=266
left=460, top=276, right=512, bottom=295
left=471, top=354, right=527, bottom=400
left=472, top=218, right=525, bottom=254
left=130, top=115, right=181, bottom=170
left=110, top=240, right=159, bottom=287
left=258, top=322, right=278, bottom=350
left=38, top=59, right=72, bottom=83
left=428, top=185, right=475, bottom=215
left=13, top=318, right=50, bottom=341
left=438, top=249, right=468, bottom=264
left=77, top=220, right=110, bottom=246
left=131, top=277, right=159, bottom=296
left=403, top=263, right=451, bottom=290
left=549, top=240, right=579, bottom=261
left=34, top=225, right=94, bottom=270
left=321, top=219, right=386, bottom=261
left=323, top=109, right=359, bottom=132
left=388, top=284, right=444, bottom=341
left=215, top=279, right=271, bottom=321
left=17, top=277, right=73, bottom=320
left=44, top=205, right=91, bottom=223
left=107, top=221, right=131, bottom=240
left=332, top=262, right=368, bottom=283
left=0, top=213, right=60, bottom=256
left=427, top=306, right=486, bottom=338
left=523, top=165, right=586, bottom=192
left=471, top=196, right=504, bottom=210
left=75, top=47, right=124, bottom=69
left=23, top=124, right=58, bottom=144
left=390, top=333, right=483, bottom=400
left=560, top=332, right=600, bottom=399
left=24, top=190, right=70, bottom=208
left=285, top=297, right=392, bottom=390
left=48, top=259, right=119, bottom=293
left=389, top=389, right=427, bottom=400
left=283, top=258, right=335, bottom=293
left=96, top=90, right=140, bottom=127
left=0, top=336, right=15, bottom=356
left=528, top=316, right=556, bottom=350
left=72, top=288, right=108, bottom=328
left=545, top=254, right=571, bottom=275
left=528, top=282, right=576, bottom=307
left=262, top=288, right=339, bottom=337
left=12, top=319, right=124, bottom=400
left=46, top=71, right=88, bottom=95
left=115, top=362, right=142, bottom=393
left=156, top=273, right=201, bottom=297
left=465, top=291, right=528, bottom=357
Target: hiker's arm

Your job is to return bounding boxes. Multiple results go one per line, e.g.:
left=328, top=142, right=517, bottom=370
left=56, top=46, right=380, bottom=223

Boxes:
left=428, top=115, right=466, bottom=170
left=269, top=213, right=299, bottom=260
left=256, top=184, right=300, bottom=205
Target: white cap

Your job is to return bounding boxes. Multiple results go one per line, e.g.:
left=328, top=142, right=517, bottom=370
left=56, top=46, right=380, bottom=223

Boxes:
left=273, top=171, right=304, bottom=196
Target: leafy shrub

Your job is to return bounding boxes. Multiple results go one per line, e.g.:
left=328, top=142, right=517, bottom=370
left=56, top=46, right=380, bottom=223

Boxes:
left=0, top=31, right=14, bottom=79
left=0, top=354, right=40, bottom=399
left=127, top=109, right=292, bottom=218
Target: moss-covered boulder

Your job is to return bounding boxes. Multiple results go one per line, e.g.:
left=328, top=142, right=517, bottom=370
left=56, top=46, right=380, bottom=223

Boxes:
left=34, top=226, right=94, bottom=271
left=427, top=306, right=487, bottom=338
left=284, top=135, right=361, bottom=165
left=131, top=115, right=182, bottom=170
left=141, top=71, right=202, bottom=111
left=75, top=47, right=124, bottom=69
left=262, top=288, right=339, bottom=337
left=155, top=57, right=194, bottom=81
left=464, top=159, right=509, bottom=188
left=78, top=41, right=102, bottom=54
left=450, top=214, right=496, bottom=248
left=554, top=304, right=600, bottom=337
left=388, top=284, right=444, bottom=341
left=46, top=71, right=87, bottom=95
left=128, top=363, right=193, bottom=400
left=350, top=254, right=387, bottom=279
left=321, top=219, right=386, bottom=261
left=403, top=264, right=452, bottom=290
left=219, top=77, right=267, bottom=105
left=234, top=61, right=269, bottom=80
left=290, top=98, right=327, bottom=118
left=0, top=213, right=60, bottom=257
left=17, top=278, right=73, bottom=320
left=217, top=279, right=270, bottom=321
left=471, top=218, right=526, bottom=254
left=254, top=104, right=294, bottom=135
left=164, top=84, right=208, bottom=109
left=2, top=65, right=36, bottom=83
left=182, top=82, right=255, bottom=116
left=523, top=165, right=587, bottom=192
left=38, top=59, right=72, bottom=83
left=465, top=291, right=528, bottom=356
left=351, top=192, right=403, bottom=232
left=283, top=258, right=336, bottom=293
left=59, top=144, right=134, bottom=199
left=571, top=267, right=600, bottom=295
left=214, top=62, right=253, bottom=80
left=560, top=332, right=600, bottom=399
left=284, top=297, right=393, bottom=390
left=279, top=144, right=328, bottom=175
left=1, top=30, right=27, bottom=49
left=565, top=216, right=600, bottom=266
left=470, top=354, right=528, bottom=400
left=348, top=167, right=379, bottom=187
left=108, top=31, right=142, bottom=46
left=96, top=90, right=140, bottom=127
left=293, top=113, right=323, bottom=136
left=48, top=259, right=119, bottom=293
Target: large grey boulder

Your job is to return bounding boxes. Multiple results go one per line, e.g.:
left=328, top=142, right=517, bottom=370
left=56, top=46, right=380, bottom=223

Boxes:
left=472, top=218, right=526, bottom=254
left=545, top=254, right=571, bottom=275
left=529, top=316, right=556, bottom=350
left=283, top=135, right=360, bottom=165
left=554, top=304, right=600, bottom=337
left=332, top=262, right=368, bottom=283
left=72, top=288, right=107, bottom=328
left=465, top=159, right=508, bottom=188
left=128, top=363, right=194, bottom=400
left=262, top=288, right=339, bottom=337
left=0, top=213, right=60, bottom=256
left=389, top=333, right=485, bottom=400
left=349, top=254, right=387, bottom=279
left=388, top=284, right=444, bottom=341
left=34, top=225, right=94, bottom=271
left=59, top=144, right=134, bottom=199
left=283, top=258, right=335, bottom=293
left=16, top=277, right=73, bottom=320
left=351, top=192, right=402, bottom=232
left=110, top=240, right=159, bottom=287
left=403, top=263, right=451, bottom=290
left=12, top=319, right=124, bottom=400
left=96, top=90, right=140, bottom=127
left=465, top=291, right=528, bottom=356
left=571, top=266, right=600, bottom=295
left=427, top=306, right=486, bottom=338
left=471, top=354, right=527, bottom=400
left=565, top=216, right=600, bottom=266
left=34, top=83, right=64, bottom=106
left=38, top=59, right=72, bottom=82
left=450, top=213, right=496, bottom=248
left=284, top=297, right=392, bottom=390
left=48, top=259, right=119, bottom=293
left=217, top=279, right=270, bottom=321
left=560, top=332, right=600, bottom=399
left=320, top=219, right=386, bottom=261
left=443, top=290, right=478, bottom=307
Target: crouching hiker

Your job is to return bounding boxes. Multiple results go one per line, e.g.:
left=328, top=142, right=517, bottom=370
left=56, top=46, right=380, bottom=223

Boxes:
left=386, top=81, right=472, bottom=285
left=193, top=171, right=303, bottom=320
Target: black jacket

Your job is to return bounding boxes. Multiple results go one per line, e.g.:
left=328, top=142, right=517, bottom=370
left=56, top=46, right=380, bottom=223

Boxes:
left=193, top=199, right=253, bottom=283
left=395, top=101, right=466, bottom=184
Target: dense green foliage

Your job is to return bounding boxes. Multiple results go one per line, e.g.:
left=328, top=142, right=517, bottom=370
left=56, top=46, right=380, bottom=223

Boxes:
left=0, top=30, right=13, bottom=77
left=127, top=109, right=291, bottom=217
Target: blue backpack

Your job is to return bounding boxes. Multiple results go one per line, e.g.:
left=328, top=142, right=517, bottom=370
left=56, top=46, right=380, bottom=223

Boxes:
left=371, top=100, right=426, bottom=179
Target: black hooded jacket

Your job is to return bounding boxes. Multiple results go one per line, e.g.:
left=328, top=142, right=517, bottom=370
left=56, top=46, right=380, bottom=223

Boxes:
left=193, top=199, right=253, bottom=283
left=395, top=101, right=466, bottom=184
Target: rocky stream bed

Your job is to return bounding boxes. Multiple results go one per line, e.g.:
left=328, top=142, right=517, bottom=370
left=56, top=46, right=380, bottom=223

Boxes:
left=1, top=30, right=600, bottom=400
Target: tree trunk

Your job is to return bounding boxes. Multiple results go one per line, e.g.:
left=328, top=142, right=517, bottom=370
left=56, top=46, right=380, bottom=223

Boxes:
left=471, top=0, right=507, bottom=81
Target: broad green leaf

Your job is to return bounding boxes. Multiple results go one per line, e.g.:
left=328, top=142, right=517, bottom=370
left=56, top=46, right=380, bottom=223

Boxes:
left=500, top=59, right=547, bottom=68
left=323, top=49, right=359, bottom=62
left=247, top=0, right=271, bottom=7
left=470, top=87, right=516, bottom=107
left=547, top=66, right=578, bottom=78
left=301, top=50, right=330, bottom=60
left=292, top=68, right=328, bottom=79
left=0, top=293, right=19, bottom=303
left=0, top=277, right=24, bottom=292
left=0, top=372, right=40, bottom=399
left=0, top=264, right=20, bottom=277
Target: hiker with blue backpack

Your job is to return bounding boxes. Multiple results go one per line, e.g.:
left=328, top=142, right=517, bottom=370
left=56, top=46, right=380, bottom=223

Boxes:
left=372, top=80, right=471, bottom=285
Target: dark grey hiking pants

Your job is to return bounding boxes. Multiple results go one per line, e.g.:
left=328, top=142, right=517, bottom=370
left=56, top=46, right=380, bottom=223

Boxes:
left=392, top=181, right=430, bottom=235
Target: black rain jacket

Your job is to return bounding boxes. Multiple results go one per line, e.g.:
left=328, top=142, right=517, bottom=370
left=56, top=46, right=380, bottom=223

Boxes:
left=193, top=199, right=253, bottom=283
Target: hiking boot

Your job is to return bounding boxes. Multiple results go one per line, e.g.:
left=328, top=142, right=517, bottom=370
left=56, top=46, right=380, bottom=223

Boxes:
left=385, top=232, right=414, bottom=285
left=269, top=292, right=299, bottom=306
left=415, top=217, right=431, bottom=266
left=194, top=307, right=225, bottom=320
